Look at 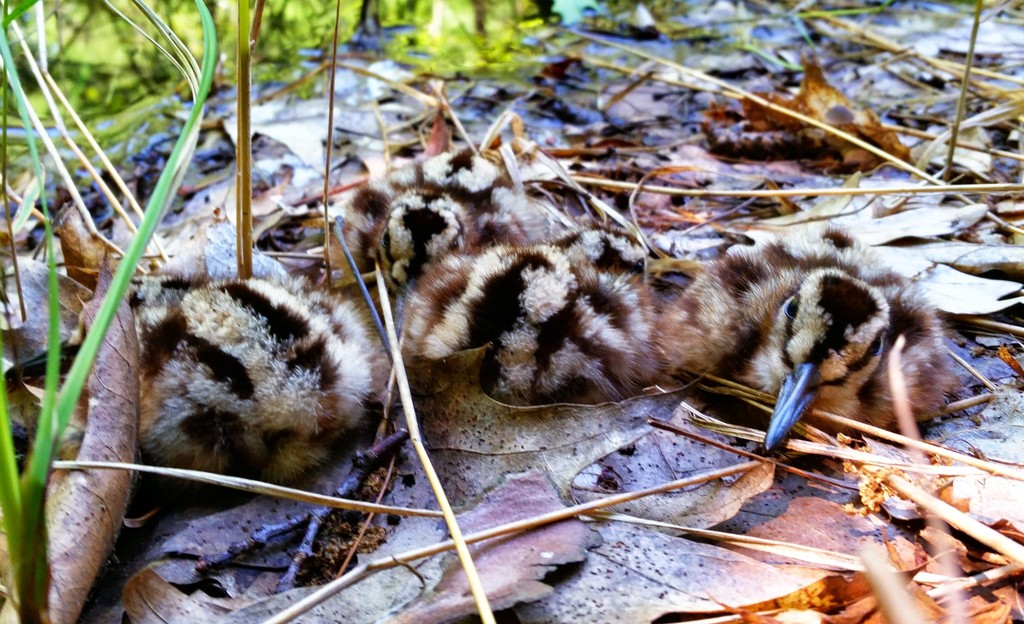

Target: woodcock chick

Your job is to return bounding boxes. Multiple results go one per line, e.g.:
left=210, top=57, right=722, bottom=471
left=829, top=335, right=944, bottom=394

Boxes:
left=402, top=229, right=657, bottom=405
left=658, top=227, right=952, bottom=449
left=132, top=275, right=386, bottom=484
left=342, top=149, right=550, bottom=287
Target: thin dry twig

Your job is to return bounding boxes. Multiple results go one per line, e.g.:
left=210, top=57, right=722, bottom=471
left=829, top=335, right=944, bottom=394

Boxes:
left=261, top=461, right=762, bottom=623
left=52, top=460, right=438, bottom=517
left=374, top=265, right=496, bottom=624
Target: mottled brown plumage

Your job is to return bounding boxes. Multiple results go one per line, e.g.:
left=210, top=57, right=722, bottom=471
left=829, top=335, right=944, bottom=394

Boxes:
left=546, top=221, right=647, bottom=275
left=132, top=275, right=386, bottom=483
left=341, top=149, right=550, bottom=286
left=402, top=241, right=658, bottom=405
left=658, top=227, right=952, bottom=449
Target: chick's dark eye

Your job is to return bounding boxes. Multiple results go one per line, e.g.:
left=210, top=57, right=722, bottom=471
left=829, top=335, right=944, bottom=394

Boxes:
left=869, top=337, right=883, bottom=355
left=784, top=297, right=799, bottom=319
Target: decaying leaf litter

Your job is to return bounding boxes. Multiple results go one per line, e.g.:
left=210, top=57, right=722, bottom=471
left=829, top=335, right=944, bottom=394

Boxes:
left=4, top=3, right=1024, bottom=623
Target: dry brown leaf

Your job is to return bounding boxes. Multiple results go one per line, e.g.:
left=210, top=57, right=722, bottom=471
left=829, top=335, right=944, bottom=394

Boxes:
left=411, top=347, right=772, bottom=526
left=2, top=259, right=91, bottom=370
left=707, top=55, right=909, bottom=169
left=515, top=521, right=835, bottom=622
left=387, top=470, right=596, bottom=623
left=44, top=264, right=139, bottom=624
left=57, top=207, right=106, bottom=290
left=754, top=55, right=909, bottom=161
left=735, top=497, right=922, bottom=568
left=571, top=409, right=773, bottom=527
left=996, top=346, right=1024, bottom=378
left=124, top=568, right=244, bottom=623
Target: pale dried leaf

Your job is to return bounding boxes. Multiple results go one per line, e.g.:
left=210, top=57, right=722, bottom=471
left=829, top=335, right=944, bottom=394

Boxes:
left=835, top=204, right=988, bottom=244
left=887, top=240, right=1024, bottom=281
left=945, top=476, right=1024, bottom=527
left=46, top=265, right=139, bottom=624
left=159, top=221, right=289, bottom=281
left=516, top=522, right=833, bottom=623
left=411, top=348, right=768, bottom=527
left=927, top=389, right=1024, bottom=465
left=2, top=259, right=90, bottom=369
left=913, top=264, right=1024, bottom=315
left=388, top=471, right=596, bottom=623
left=124, top=568, right=241, bottom=624
left=912, top=126, right=992, bottom=176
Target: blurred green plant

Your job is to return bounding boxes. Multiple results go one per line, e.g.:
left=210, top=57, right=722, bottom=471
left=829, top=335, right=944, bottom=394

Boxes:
left=0, top=0, right=216, bottom=619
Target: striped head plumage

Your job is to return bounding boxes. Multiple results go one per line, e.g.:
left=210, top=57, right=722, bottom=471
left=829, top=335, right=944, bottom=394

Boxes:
left=402, top=241, right=659, bottom=405
left=132, top=275, right=386, bottom=484
left=341, top=149, right=550, bottom=287
left=546, top=221, right=647, bottom=275
left=658, top=227, right=952, bottom=449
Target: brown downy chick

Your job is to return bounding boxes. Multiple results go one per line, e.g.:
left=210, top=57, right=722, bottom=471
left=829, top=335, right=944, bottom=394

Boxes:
left=658, top=227, right=952, bottom=450
left=132, top=275, right=386, bottom=484
left=402, top=242, right=658, bottom=405
left=546, top=222, right=647, bottom=275
left=342, top=149, right=550, bottom=287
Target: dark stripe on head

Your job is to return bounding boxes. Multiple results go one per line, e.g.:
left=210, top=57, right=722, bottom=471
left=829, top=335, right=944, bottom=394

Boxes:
left=822, top=228, right=855, bottom=249
left=220, top=281, right=310, bottom=343
left=161, top=275, right=206, bottom=291
left=447, top=150, right=476, bottom=176
left=351, top=187, right=393, bottom=222
left=387, top=195, right=464, bottom=279
left=717, top=252, right=772, bottom=298
left=185, top=335, right=255, bottom=399
left=816, top=276, right=879, bottom=359
left=289, top=336, right=339, bottom=390
left=466, top=252, right=553, bottom=347
left=139, top=311, right=188, bottom=380
left=781, top=299, right=796, bottom=370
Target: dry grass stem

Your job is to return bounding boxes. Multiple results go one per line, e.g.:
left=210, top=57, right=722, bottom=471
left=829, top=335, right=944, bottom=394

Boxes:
left=810, top=411, right=1024, bottom=482
left=962, top=316, right=1024, bottom=338
left=571, top=175, right=1024, bottom=199
left=52, top=460, right=439, bottom=516
left=886, top=474, right=1024, bottom=567
left=859, top=547, right=929, bottom=624
left=261, top=461, right=762, bottom=623
left=947, top=348, right=997, bottom=392
left=9, top=21, right=125, bottom=257
left=374, top=265, right=496, bottom=624
left=590, top=511, right=866, bottom=571
left=40, top=73, right=169, bottom=263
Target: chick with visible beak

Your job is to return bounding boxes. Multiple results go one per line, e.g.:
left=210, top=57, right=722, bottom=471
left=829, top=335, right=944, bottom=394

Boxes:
left=764, top=361, right=819, bottom=450
left=658, top=227, right=952, bottom=451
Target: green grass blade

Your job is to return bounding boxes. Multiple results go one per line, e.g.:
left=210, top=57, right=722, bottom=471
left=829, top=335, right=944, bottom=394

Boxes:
left=0, top=11, right=62, bottom=621
left=53, top=0, right=217, bottom=450
left=0, top=1, right=216, bottom=618
left=2, top=0, right=39, bottom=27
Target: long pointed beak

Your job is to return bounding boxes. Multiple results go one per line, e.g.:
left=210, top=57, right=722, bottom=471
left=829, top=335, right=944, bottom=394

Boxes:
left=764, top=362, right=820, bottom=451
